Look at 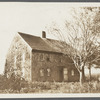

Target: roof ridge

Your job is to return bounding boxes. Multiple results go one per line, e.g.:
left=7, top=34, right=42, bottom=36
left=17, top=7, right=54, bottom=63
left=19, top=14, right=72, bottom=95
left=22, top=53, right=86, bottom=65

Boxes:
left=18, top=32, right=60, bottom=42
left=18, top=32, right=40, bottom=38
left=41, top=37, right=62, bottom=43
left=17, top=32, right=71, bottom=54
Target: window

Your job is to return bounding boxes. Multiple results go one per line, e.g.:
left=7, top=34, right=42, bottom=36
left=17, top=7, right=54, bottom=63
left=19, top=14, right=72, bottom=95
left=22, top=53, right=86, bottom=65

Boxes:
left=71, top=69, right=74, bottom=76
left=47, top=57, right=50, bottom=61
left=63, top=68, right=68, bottom=75
left=63, top=68, right=68, bottom=81
left=40, top=69, right=44, bottom=76
left=47, top=68, right=51, bottom=76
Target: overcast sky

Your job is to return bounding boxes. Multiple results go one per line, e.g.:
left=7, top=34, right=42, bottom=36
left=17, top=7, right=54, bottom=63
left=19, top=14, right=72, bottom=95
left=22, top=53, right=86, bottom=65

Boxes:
left=0, top=3, right=73, bottom=74
left=0, top=3, right=100, bottom=74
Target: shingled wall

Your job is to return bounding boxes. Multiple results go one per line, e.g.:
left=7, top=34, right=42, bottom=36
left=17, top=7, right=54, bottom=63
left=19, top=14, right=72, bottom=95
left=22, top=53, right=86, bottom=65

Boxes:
left=31, top=51, right=79, bottom=82
left=5, top=33, right=80, bottom=82
left=5, top=33, right=32, bottom=81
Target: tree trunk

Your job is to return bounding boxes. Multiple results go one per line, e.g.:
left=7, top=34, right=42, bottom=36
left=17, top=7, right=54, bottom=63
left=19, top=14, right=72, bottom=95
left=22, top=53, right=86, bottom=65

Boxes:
left=79, top=66, right=85, bottom=86
left=82, top=66, right=85, bottom=82
left=89, top=65, right=91, bottom=82
left=80, top=71, right=83, bottom=86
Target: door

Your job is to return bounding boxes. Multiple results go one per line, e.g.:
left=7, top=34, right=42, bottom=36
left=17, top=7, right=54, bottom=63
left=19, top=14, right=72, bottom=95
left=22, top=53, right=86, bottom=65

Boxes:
left=63, top=68, right=68, bottom=81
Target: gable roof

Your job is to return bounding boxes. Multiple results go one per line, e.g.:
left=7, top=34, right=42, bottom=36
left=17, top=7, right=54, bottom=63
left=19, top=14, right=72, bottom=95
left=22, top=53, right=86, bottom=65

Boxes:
left=18, top=32, right=70, bottom=54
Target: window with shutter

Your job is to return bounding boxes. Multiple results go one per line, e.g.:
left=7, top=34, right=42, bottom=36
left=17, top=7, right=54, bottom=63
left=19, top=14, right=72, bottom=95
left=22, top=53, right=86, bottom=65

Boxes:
left=47, top=68, right=51, bottom=76
left=40, top=69, right=44, bottom=76
left=71, top=69, right=74, bottom=76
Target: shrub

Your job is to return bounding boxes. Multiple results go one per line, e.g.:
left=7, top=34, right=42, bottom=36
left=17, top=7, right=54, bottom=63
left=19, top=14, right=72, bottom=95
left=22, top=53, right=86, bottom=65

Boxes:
left=0, top=74, right=100, bottom=93
left=0, top=73, right=28, bottom=92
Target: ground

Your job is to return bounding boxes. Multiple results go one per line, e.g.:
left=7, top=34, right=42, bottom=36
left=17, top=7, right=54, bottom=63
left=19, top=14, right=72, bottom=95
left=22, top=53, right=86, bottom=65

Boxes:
left=0, top=72, right=100, bottom=93
left=0, top=81, right=100, bottom=93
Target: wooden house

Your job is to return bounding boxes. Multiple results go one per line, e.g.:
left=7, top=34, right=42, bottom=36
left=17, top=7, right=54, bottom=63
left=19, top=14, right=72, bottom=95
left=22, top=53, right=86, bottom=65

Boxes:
left=5, top=32, right=79, bottom=82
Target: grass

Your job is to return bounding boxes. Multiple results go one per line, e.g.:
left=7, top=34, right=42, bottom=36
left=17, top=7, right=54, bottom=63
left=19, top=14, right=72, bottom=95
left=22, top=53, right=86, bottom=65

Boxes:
left=0, top=74, right=100, bottom=93
left=20, top=81, right=100, bottom=93
left=0, top=81, right=100, bottom=93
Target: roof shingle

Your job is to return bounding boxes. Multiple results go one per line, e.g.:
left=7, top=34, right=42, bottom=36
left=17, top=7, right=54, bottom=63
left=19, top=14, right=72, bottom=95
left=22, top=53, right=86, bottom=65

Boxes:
left=18, top=32, right=70, bottom=54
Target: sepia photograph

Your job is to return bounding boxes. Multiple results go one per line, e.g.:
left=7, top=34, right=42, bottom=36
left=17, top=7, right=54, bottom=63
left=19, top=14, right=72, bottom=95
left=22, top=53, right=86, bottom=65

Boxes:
left=0, top=2, right=100, bottom=97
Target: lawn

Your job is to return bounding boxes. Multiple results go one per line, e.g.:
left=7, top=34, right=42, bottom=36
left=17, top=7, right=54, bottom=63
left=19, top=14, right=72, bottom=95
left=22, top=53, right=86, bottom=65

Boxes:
left=0, top=74, right=100, bottom=93
left=0, top=81, right=100, bottom=93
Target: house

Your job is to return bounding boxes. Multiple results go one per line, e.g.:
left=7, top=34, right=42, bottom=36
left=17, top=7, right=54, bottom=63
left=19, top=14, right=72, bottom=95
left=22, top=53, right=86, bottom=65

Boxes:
left=4, top=31, right=79, bottom=82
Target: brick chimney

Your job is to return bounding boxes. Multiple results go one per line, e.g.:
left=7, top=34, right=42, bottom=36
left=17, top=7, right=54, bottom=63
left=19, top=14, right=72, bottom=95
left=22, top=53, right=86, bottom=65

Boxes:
left=42, top=31, right=46, bottom=38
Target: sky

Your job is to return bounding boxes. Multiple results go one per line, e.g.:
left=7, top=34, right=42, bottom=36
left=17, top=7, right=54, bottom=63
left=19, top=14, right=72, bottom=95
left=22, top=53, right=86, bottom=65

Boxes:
left=0, top=3, right=100, bottom=74
left=0, top=3, right=73, bottom=74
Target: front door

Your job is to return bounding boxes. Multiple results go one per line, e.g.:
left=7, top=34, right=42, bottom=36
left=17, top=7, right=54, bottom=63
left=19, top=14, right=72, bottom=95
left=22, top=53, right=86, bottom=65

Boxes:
left=63, top=68, right=68, bottom=81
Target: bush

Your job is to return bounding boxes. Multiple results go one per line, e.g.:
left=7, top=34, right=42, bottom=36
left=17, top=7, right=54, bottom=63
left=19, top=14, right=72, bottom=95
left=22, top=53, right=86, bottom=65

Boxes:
left=0, top=73, right=28, bottom=92
left=0, top=74, right=100, bottom=93
left=20, top=81, right=100, bottom=93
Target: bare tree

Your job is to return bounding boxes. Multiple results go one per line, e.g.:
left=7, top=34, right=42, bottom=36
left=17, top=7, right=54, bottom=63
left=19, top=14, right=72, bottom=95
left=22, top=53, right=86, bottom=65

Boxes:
left=48, top=7, right=100, bottom=85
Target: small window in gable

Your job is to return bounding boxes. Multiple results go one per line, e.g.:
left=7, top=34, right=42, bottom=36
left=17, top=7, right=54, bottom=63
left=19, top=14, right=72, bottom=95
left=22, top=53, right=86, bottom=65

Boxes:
left=40, top=69, right=44, bottom=77
left=71, top=69, right=74, bottom=76
left=47, top=68, right=51, bottom=76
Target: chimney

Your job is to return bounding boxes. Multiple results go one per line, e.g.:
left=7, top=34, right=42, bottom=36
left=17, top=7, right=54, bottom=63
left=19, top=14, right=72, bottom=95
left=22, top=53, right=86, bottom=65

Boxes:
left=42, top=31, right=46, bottom=38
